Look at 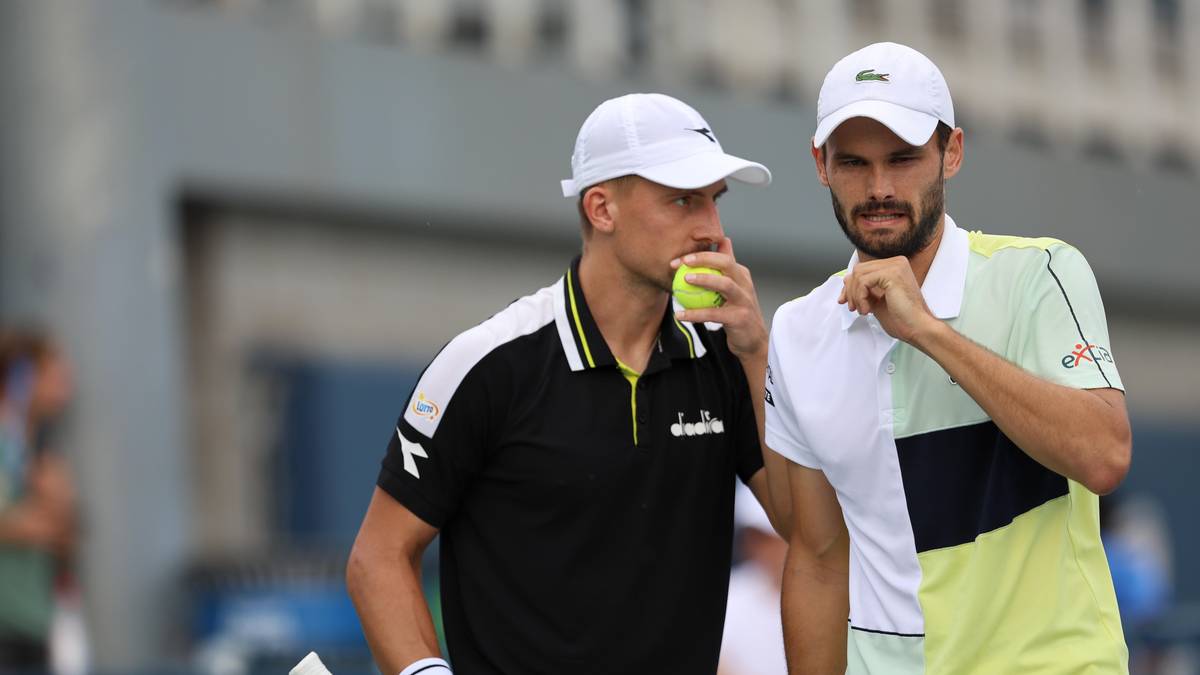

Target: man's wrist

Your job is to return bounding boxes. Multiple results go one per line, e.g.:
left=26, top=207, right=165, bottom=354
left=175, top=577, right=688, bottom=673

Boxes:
left=908, top=315, right=953, bottom=355
left=733, top=341, right=768, bottom=367
left=398, top=657, right=452, bottom=675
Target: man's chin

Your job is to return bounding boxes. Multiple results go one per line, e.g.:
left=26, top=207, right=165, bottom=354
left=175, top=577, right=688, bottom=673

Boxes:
left=648, top=271, right=674, bottom=295
left=853, top=231, right=907, bottom=257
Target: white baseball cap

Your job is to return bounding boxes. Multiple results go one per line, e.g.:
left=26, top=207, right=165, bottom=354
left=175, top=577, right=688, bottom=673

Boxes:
left=813, top=42, right=955, bottom=148
left=561, top=93, right=772, bottom=198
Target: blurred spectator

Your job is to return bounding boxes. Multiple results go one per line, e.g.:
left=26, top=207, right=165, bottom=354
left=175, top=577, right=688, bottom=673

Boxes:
left=0, top=330, right=80, bottom=673
left=719, top=483, right=787, bottom=675
left=1101, top=493, right=1176, bottom=674
left=1102, top=493, right=1172, bottom=630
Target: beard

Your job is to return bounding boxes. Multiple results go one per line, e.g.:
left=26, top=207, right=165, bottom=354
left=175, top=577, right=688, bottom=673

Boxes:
left=831, top=169, right=944, bottom=259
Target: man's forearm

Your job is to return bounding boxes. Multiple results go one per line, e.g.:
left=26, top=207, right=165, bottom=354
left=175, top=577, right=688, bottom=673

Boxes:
left=346, top=547, right=442, bottom=674
left=782, top=545, right=848, bottom=674
left=911, top=320, right=1130, bottom=494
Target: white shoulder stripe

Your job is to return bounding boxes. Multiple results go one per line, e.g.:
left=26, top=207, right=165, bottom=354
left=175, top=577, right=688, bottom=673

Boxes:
left=551, top=277, right=585, bottom=371
left=404, top=281, right=560, bottom=438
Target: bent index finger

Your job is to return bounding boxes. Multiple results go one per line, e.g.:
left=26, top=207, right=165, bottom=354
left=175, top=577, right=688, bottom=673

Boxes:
left=679, top=250, right=734, bottom=275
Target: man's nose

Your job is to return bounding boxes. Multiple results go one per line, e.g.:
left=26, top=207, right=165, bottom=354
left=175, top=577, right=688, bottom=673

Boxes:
left=866, top=166, right=896, bottom=203
left=693, top=200, right=724, bottom=247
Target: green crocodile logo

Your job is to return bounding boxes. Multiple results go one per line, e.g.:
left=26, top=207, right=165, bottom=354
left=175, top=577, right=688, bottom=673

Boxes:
left=856, top=69, right=890, bottom=82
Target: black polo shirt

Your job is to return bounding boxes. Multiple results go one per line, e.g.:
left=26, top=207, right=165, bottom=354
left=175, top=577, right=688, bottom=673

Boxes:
left=378, top=256, right=764, bottom=675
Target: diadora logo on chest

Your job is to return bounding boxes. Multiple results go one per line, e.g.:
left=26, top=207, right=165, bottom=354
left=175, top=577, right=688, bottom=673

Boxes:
left=670, top=409, right=725, bottom=437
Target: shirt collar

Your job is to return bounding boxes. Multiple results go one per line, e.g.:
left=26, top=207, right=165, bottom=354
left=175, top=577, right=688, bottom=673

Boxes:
left=839, top=214, right=968, bottom=331
left=554, top=255, right=707, bottom=372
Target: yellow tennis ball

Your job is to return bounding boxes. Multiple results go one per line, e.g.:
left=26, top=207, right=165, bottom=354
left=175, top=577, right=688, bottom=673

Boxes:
left=672, top=264, right=725, bottom=309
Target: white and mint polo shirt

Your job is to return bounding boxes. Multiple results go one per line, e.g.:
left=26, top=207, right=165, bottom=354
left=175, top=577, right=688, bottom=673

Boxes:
left=765, top=216, right=1127, bottom=674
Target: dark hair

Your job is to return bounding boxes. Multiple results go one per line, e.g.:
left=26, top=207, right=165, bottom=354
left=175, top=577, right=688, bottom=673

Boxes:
left=934, top=121, right=953, bottom=154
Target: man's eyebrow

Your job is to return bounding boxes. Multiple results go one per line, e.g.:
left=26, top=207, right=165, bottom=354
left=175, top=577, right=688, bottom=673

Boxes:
left=830, top=147, right=922, bottom=162
left=713, top=185, right=729, bottom=199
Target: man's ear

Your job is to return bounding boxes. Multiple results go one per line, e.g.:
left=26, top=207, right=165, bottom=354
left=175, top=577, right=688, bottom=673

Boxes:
left=943, top=127, right=964, bottom=180
left=812, top=140, right=830, bottom=187
left=583, top=185, right=618, bottom=234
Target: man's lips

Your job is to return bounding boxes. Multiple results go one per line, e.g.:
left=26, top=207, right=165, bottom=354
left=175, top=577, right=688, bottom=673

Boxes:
left=857, top=212, right=907, bottom=227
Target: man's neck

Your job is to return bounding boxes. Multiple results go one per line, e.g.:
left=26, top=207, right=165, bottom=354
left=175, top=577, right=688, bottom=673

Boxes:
left=578, top=252, right=668, bottom=373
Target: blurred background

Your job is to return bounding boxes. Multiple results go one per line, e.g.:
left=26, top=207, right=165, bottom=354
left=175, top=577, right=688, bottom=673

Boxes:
left=0, top=0, right=1197, bottom=673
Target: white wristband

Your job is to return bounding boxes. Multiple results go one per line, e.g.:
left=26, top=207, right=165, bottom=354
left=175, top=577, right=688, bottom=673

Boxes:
left=398, top=657, right=452, bottom=675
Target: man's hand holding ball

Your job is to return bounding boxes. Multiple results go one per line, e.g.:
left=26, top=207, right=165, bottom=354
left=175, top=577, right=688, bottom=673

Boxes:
left=673, top=264, right=726, bottom=310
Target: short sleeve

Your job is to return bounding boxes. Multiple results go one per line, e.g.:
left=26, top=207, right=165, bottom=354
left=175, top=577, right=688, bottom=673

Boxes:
left=1012, top=244, right=1123, bottom=391
left=764, top=316, right=821, bottom=469
left=377, top=349, right=505, bottom=528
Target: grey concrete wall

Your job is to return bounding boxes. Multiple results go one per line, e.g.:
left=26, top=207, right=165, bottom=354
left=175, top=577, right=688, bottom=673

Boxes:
left=0, top=2, right=192, bottom=668
left=0, top=0, right=1196, bottom=667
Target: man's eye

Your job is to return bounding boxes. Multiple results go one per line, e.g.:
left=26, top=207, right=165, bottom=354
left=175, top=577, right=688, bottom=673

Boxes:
left=674, top=196, right=690, bottom=207
left=841, top=159, right=864, bottom=167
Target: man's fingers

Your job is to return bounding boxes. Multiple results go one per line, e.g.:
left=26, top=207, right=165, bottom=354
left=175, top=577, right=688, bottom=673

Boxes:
left=843, top=273, right=867, bottom=312
left=680, top=270, right=728, bottom=289
left=675, top=242, right=758, bottom=310
left=677, top=251, right=733, bottom=274
left=844, top=269, right=883, bottom=314
left=674, top=304, right=754, bottom=329
left=674, top=307, right=721, bottom=324
left=675, top=303, right=752, bottom=325
left=855, top=282, right=873, bottom=315
left=677, top=239, right=744, bottom=278
left=681, top=270, right=740, bottom=300
left=840, top=258, right=928, bottom=323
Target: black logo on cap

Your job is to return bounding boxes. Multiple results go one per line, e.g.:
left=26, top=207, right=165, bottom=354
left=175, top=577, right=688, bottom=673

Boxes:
left=687, top=127, right=717, bottom=143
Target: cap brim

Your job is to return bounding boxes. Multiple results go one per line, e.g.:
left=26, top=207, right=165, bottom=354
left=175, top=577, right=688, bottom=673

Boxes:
left=813, top=100, right=939, bottom=148
left=637, top=151, right=772, bottom=191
